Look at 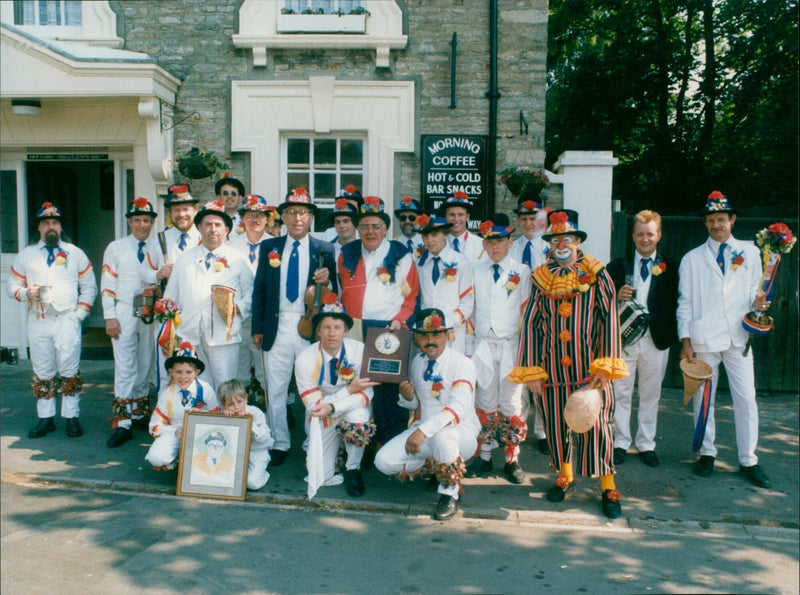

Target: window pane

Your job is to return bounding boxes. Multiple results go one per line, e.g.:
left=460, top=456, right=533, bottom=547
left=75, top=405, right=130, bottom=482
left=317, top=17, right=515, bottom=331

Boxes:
left=313, top=139, right=336, bottom=168
left=287, top=139, right=309, bottom=167
left=39, top=1, right=61, bottom=25
left=65, top=0, right=81, bottom=25
left=340, top=139, right=363, bottom=165
left=14, top=1, right=35, bottom=25
left=340, top=174, right=363, bottom=193
left=287, top=173, right=309, bottom=192
left=1, top=170, right=19, bottom=253
left=315, top=173, right=335, bottom=199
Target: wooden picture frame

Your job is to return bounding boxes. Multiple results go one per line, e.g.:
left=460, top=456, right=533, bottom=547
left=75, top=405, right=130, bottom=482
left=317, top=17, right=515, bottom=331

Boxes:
left=176, top=411, right=252, bottom=501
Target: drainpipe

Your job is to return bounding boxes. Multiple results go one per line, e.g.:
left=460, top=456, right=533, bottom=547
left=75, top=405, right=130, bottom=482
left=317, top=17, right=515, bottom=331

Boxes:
left=486, top=0, right=500, bottom=215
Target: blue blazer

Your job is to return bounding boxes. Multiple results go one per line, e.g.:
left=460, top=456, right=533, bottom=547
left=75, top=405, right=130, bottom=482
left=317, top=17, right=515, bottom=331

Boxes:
left=251, top=235, right=337, bottom=351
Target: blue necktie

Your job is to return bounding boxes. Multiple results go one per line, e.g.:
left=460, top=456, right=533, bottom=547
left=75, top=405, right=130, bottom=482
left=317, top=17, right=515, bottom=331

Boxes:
left=248, top=243, right=258, bottom=264
left=138, top=241, right=146, bottom=264
left=492, top=263, right=500, bottom=283
left=522, top=240, right=532, bottom=268
left=180, top=389, right=191, bottom=406
left=452, top=237, right=460, bottom=253
left=178, top=232, right=188, bottom=251
left=329, top=357, right=339, bottom=385
left=287, top=240, right=300, bottom=302
left=717, top=242, right=727, bottom=275
left=205, top=252, right=213, bottom=270
left=423, top=359, right=436, bottom=381
left=640, top=257, right=651, bottom=282
left=432, top=256, right=440, bottom=285
left=407, top=239, right=414, bottom=252
left=45, top=246, right=57, bottom=267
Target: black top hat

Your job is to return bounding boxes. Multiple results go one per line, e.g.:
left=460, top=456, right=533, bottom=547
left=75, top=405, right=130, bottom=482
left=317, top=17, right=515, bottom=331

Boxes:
left=277, top=187, right=317, bottom=215
left=164, top=341, right=206, bottom=373
left=414, top=214, right=453, bottom=235
left=329, top=198, right=359, bottom=226
left=411, top=308, right=453, bottom=333
left=194, top=200, right=233, bottom=231
left=394, top=196, right=424, bottom=216
left=478, top=213, right=515, bottom=239
left=311, top=293, right=354, bottom=333
left=165, top=184, right=199, bottom=207
left=126, top=197, right=157, bottom=219
left=215, top=173, right=245, bottom=197
left=35, top=202, right=63, bottom=222
left=700, top=190, right=736, bottom=216
left=356, top=196, right=391, bottom=228
left=541, top=209, right=587, bottom=242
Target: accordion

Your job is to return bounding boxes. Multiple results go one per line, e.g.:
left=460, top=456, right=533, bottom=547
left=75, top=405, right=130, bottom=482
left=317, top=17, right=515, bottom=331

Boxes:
left=618, top=299, right=650, bottom=348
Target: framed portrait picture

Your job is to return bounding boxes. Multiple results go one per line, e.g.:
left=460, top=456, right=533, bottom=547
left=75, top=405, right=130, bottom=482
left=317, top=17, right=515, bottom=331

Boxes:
left=177, top=411, right=252, bottom=501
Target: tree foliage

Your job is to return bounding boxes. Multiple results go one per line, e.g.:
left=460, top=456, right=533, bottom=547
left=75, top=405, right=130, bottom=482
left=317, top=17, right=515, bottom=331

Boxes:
left=546, top=0, right=798, bottom=215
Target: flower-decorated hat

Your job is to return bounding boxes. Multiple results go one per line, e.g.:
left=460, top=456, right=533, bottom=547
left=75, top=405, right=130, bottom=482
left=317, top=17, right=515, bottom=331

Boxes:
left=356, top=195, right=391, bottom=227
left=328, top=197, right=359, bottom=226
left=204, top=431, right=227, bottom=447
left=439, top=191, right=473, bottom=215
left=125, top=197, right=157, bottom=219
left=513, top=197, right=542, bottom=215
left=479, top=213, right=515, bottom=239
left=35, top=202, right=63, bottom=222
left=194, top=199, right=233, bottom=231
left=165, top=184, right=198, bottom=207
left=700, top=190, right=736, bottom=216
left=541, top=209, right=587, bottom=242
left=311, top=292, right=354, bottom=332
left=336, top=184, right=363, bottom=206
left=214, top=172, right=245, bottom=197
left=411, top=308, right=452, bottom=334
left=277, top=187, right=317, bottom=215
left=164, top=340, right=206, bottom=373
left=238, top=194, right=269, bottom=215
left=394, top=196, right=424, bottom=217
left=414, top=213, right=453, bottom=235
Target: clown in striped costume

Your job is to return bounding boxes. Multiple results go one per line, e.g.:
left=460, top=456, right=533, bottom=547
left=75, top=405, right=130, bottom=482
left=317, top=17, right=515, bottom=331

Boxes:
left=509, top=210, right=628, bottom=519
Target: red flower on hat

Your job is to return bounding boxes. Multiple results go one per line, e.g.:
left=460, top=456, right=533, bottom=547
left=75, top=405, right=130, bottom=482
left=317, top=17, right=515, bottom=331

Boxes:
left=323, top=292, right=339, bottom=305
left=364, top=195, right=380, bottom=207
left=431, top=314, right=443, bottom=329
left=522, top=200, right=538, bottom=210
left=42, top=202, right=53, bottom=209
left=708, top=190, right=725, bottom=200
left=345, top=184, right=357, bottom=194
left=208, top=200, right=225, bottom=211
left=335, top=198, right=349, bottom=210
left=550, top=211, right=569, bottom=225
left=479, top=220, right=494, bottom=238
left=245, top=195, right=258, bottom=207
left=415, top=214, right=430, bottom=228
left=400, top=196, right=413, bottom=206
left=178, top=341, right=193, bottom=350
left=505, top=225, right=514, bottom=235
left=452, top=191, right=468, bottom=200
left=221, top=171, right=232, bottom=179
left=291, top=187, right=308, bottom=199
left=133, top=197, right=149, bottom=209
left=171, top=185, right=189, bottom=195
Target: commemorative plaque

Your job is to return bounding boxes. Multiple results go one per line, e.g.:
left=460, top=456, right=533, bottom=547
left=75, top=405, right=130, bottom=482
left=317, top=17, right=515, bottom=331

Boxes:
left=360, top=327, right=412, bottom=384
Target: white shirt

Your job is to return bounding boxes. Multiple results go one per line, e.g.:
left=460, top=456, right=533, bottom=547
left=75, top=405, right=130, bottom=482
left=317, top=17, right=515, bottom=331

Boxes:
left=633, top=251, right=655, bottom=312
left=509, top=234, right=549, bottom=270
left=472, top=255, right=531, bottom=340
left=228, top=231, right=270, bottom=276
left=447, top=230, right=484, bottom=264
left=163, top=225, right=201, bottom=263
left=414, top=246, right=474, bottom=328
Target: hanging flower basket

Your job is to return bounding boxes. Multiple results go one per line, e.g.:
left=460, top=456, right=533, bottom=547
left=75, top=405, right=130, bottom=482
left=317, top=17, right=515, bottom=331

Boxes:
left=497, top=166, right=549, bottom=200
left=173, top=147, right=230, bottom=180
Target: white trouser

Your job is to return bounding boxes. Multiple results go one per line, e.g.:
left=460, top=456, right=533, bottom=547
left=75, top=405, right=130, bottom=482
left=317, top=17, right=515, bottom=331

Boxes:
left=613, top=332, right=669, bottom=452
left=236, top=315, right=266, bottom=388
left=375, top=424, right=477, bottom=499
left=473, top=337, right=525, bottom=417
left=448, top=324, right=467, bottom=355
left=263, top=313, right=311, bottom=451
left=194, top=337, right=240, bottom=390
left=29, top=312, right=82, bottom=419
left=304, top=407, right=370, bottom=481
left=145, top=432, right=180, bottom=468
left=111, top=306, right=155, bottom=428
left=247, top=447, right=271, bottom=490
left=692, top=347, right=759, bottom=466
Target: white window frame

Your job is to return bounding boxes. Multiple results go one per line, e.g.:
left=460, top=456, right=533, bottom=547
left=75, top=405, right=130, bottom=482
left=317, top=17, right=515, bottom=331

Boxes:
left=0, top=1, right=122, bottom=48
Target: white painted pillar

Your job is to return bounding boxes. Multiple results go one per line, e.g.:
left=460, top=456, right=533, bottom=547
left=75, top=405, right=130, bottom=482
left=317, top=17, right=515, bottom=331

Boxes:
left=553, top=150, right=618, bottom=264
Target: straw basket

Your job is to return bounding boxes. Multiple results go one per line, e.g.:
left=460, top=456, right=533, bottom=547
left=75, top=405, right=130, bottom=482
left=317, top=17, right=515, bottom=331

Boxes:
left=679, top=358, right=713, bottom=405
left=564, top=385, right=602, bottom=433
left=211, top=284, right=237, bottom=340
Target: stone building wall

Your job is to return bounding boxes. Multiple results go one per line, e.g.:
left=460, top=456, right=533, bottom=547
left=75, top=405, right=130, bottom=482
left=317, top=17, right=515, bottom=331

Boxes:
left=112, top=0, right=548, bottom=214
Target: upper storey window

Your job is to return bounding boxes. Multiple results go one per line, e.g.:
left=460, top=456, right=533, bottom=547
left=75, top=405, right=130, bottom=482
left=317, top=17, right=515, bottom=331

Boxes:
left=1, top=1, right=122, bottom=48
left=279, top=1, right=368, bottom=33
left=12, top=0, right=82, bottom=36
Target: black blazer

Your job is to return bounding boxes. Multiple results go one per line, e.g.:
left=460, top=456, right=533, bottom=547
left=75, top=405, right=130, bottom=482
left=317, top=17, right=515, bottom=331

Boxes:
left=607, top=252, right=679, bottom=351
left=251, top=235, right=337, bottom=351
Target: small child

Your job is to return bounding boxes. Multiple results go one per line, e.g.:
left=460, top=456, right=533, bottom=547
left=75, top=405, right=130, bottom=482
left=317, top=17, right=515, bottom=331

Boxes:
left=218, top=379, right=274, bottom=490
left=145, top=342, right=219, bottom=470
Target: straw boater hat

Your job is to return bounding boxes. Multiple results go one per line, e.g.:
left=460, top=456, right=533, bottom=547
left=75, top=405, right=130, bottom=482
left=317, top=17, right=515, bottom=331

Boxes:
left=479, top=213, right=515, bottom=239
left=194, top=199, right=233, bottom=231
left=277, top=187, right=317, bottom=215
left=541, top=209, right=587, bottom=242
left=411, top=308, right=452, bottom=333
left=679, top=358, right=713, bottom=405
left=125, top=197, right=157, bottom=219
left=35, top=202, right=63, bottom=222
left=394, top=196, right=424, bottom=217
left=164, top=341, right=205, bottom=373
left=214, top=172, right=245, bottom=197
left=414, top=214, right=453, bottom=235
left=700, top=190, right=735, bottom=216
left=164, top=184, right=198, bottom=207
left=564, top=384, right=602, bottom=433
left=356, top=196, right=391, bottom=228
left=311, top=293, right=354, bottom=334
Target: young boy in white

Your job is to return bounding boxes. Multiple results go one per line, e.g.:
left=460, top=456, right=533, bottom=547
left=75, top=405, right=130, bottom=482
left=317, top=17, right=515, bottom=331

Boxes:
left=218, top=379, right=274, bottom=490
left=467, top=214, right=532, bottom=484
left=146, top=342, right=219, bottom=470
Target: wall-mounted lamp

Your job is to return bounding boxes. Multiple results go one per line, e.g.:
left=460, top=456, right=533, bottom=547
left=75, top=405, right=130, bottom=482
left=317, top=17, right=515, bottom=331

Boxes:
left=11, top=99, right=42, bottom=116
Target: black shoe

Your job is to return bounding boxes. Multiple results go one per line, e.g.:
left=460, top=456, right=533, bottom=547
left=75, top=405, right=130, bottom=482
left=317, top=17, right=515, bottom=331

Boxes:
left=344, top=469, right=365, bottom=497
left=269, top=449, right=288, bottom=467
left=613, top=447, right=627, bottom=465
left=639, top=450, right=660, bottom=468
left=106, top=427, right=133, bottom=448
left=503, top=461, right=525, bottom=484
left=546, top=479, right=574, bottom=503
left=65, top=418, right=83, bottom=438
left=740, top=464, right=772, bottom=489
left=465, top=457, right=493, bottom=478
left=602, top=489, right=622, bottom=519
left=537, top=438, right=549, bottom=455
left=131, top=417, right=150, bottom=431
left=693, top=455, right=715, bottom=477
left=433, top=494, right=459, bottom=521
left=28, top=417, right=56, bottom=439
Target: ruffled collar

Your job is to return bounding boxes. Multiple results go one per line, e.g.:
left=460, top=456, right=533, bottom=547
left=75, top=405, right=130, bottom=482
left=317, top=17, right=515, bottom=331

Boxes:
left=531, top=251, right=604, bottom=298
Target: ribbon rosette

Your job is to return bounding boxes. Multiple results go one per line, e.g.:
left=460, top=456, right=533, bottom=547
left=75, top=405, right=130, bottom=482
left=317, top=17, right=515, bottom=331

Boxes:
left=377, top=266, right=391, bottom=284
left=268, top=250, right=281, bottom=268
left=339, top=364, right=355, bottom=382
left=578, top=273, right=591, bottom=293
left=651, top=261, right=666, bottom=276
left=730, top=250, right=745, bottom=271
left=235, top=223, right=245, bottom=235
left=478, top=220, right=494, bottom=239
left=55, top=251, right=67, bottom=266
left=444, top=262, right=458, bottom=282
left=213, top=256, right=229, bottom=272
left=505, top=272, right=521, bottom=295
left=430, top=377, right=444, bottom=397
left=414, top=245, right=426, bottom=259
